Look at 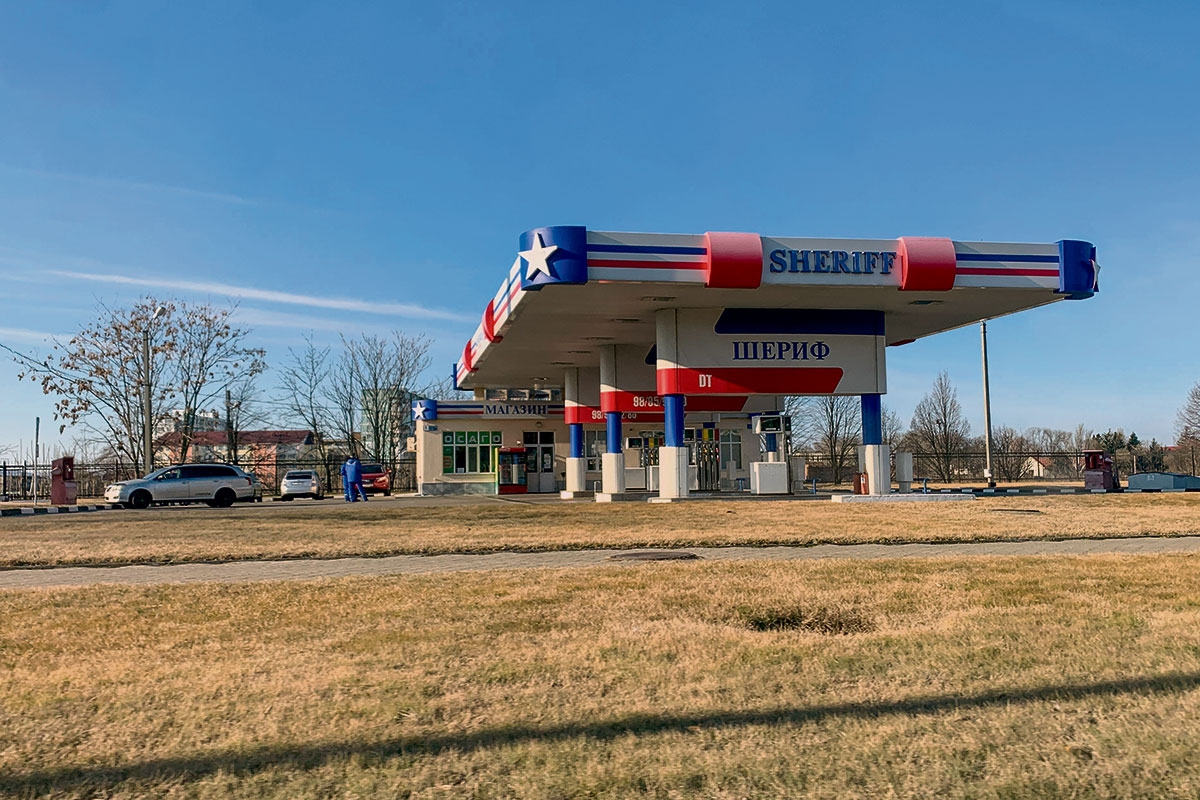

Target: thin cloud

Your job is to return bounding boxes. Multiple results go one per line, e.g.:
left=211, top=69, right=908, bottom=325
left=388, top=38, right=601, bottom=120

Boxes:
left=0, top=164, right=257, bottom=206
left=231, top=306, right=383, bottom=334
left=48, top=269, right=472, bottom=323
left=0, top=327, right=65, bottom=344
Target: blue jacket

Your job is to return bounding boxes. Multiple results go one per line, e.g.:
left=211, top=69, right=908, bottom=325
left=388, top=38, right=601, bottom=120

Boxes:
left=341, top=459, right=362, bottom=482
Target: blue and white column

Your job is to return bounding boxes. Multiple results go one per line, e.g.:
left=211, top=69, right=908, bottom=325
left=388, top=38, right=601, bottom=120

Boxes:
left=563, top=368, right=589, bottom=496
left=860, top=393, right=890, bottom=495
left=659, top=393, right=690, bottom=500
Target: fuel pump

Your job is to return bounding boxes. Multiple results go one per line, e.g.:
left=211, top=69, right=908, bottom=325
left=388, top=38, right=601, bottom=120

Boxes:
left=750, top=414, right=791, bottom=495
left=623, top=436, right=648, bottom=490
left=753, top=415, right=790, bottom=462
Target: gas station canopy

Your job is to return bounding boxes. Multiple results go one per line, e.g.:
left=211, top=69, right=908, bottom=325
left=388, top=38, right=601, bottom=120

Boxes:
left=454, top=227, right=1099, bottom=390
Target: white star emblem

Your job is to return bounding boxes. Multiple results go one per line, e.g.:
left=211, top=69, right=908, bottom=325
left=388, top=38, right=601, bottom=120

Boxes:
left=1091, top=259, right=1101, bottom=290
left=519, top=232, right=559, bottom=281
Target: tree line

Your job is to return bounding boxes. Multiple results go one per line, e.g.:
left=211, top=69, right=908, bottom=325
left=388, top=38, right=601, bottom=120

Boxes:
left=6, top=297, right=1200, bottom=484
left=788, top=371, right=1197, bottom=483
left=1, top=297, right=452, bottom=474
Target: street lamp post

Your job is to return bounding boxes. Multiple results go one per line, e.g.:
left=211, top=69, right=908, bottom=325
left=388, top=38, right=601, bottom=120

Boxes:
left=981, top=320, right=996, bottom=489
left=142, top=307, right=166, bottom=475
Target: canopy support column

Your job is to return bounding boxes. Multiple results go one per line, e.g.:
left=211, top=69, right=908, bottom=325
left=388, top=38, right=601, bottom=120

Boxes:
left=659, top=393, right=689, bottom=500
left=860, top=393, right=889, bottom=495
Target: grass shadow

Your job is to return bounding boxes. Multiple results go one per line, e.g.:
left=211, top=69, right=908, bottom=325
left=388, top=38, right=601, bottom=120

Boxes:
left=4, top=671, right=1199, bottom=794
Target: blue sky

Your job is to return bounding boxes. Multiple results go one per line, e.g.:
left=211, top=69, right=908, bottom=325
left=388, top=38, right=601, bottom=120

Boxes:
left=1, top=0, right=1198, bottom=455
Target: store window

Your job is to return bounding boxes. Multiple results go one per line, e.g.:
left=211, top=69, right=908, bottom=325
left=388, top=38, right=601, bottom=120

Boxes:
left=584, top=429, right=606, bottom=471
left=719, top=430, right=743, bottom=470
left=442, top=431, right=502, bottom=474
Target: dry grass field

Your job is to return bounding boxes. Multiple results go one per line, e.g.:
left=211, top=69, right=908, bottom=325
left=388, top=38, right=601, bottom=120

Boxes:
left=1, top=493, right=1199, bottom=568
left=3, top=554, right=1200, bottom=798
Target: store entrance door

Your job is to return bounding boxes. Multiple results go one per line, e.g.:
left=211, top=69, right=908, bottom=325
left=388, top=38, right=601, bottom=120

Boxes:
left=522, top=431, right=557, bottom=493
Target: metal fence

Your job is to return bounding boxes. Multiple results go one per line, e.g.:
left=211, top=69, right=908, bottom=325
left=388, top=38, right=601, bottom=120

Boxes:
left=232, top=457, right=417, bottom=496
left=794, top=450, right=1098, bottom=486
left=0, top=458, right=417, bottom=501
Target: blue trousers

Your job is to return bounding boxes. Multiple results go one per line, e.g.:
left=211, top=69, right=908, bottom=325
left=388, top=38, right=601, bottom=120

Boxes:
left=349, top=480, right=367, bottom=501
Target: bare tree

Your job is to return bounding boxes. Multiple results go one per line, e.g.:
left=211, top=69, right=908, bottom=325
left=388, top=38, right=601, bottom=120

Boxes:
left=3, top=298, right=180, bottom=469
left=787, top=395, right=861, bottom=484
left=1070, top=423, right=1093, bottom=476
left=881, top=405, right=905, bottom=446
left=328, top=332, right=434, bottom=466
left=278, top=335, right=336, bottom=483
left=223, top=374, right=272, bottom=465
left=427, top=373, right=472, bottom=400
left=1177, top=383, right=1200, bottom=435
left=1024, top=427, right=1074, bottom=479
left=1176, top=383, right=1200, bottom=476
left=1171, top=383, right=1200, bottom=474
left=992, top=425, right=1032, bottom=482
left=169, top=304, right=267, bottom=463
left=907, top=371, right=971, bottom=482
left=3, top=298, right=266, bottom=467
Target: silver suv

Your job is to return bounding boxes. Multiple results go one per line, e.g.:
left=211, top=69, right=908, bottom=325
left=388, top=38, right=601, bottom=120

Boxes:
left=106, top=464, right=256, bottom=509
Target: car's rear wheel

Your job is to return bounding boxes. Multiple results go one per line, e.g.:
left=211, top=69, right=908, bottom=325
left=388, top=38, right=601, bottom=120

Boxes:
left=384, top=489, right=391, bottom=496
left=214, top=488, right=236, bottom=508
left=129, top=490, right=152, bottom=510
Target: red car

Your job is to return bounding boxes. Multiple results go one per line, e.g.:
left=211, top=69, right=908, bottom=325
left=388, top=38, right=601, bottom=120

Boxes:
left=360, top=463, right=392, bottom=496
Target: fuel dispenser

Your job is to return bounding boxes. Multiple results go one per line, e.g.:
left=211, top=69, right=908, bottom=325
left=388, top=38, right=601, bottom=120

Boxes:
left=51, top=456, right=77, bottom=506
left=624, top=435, right=656, bottom=491
left=750, top=415, right=791, bottom=495
left=687, top=427, right=720, bottom=492
left=497, top=447, right=528, bottom=494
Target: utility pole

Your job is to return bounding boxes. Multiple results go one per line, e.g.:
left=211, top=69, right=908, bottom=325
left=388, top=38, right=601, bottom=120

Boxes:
left=142, top=306, right=166, bottom=475
left=32, top=416, right=40, bottom=506
left=142, top=327, right=153, bottom=476
left=225, top=388, right=238, bottom=464
left=981, top=320, right=996, bottom=488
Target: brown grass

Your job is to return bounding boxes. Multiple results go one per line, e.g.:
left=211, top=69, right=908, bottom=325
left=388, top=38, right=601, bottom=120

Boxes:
left=3, top=554, right=1200, bottom=797
left=2, top=493, right=1200, bottom=568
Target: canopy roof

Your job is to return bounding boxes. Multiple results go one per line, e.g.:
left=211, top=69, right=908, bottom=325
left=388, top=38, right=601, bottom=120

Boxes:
left=454, top=227, right=1098, bottom=390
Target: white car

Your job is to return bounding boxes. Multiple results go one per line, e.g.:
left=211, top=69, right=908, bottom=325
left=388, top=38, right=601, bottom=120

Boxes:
left=279, top=470, right=324, bottom=501
left=105, top=464, right=256, bottom=509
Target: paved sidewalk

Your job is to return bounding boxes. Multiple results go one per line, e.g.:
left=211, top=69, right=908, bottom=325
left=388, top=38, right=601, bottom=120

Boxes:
left=4, top=536, right=1200, bottom=590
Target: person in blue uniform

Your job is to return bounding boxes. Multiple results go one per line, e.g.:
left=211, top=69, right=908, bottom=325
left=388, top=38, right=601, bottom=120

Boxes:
left=340, top=456, right=368, bottom=502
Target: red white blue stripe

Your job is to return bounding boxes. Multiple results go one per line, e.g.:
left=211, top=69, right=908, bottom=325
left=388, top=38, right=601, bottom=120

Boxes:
left=586, top=231, right=708, bottom=283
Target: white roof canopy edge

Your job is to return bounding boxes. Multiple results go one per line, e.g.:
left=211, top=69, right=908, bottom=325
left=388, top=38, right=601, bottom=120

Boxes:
left=454, top=228, right=1098, bottom=391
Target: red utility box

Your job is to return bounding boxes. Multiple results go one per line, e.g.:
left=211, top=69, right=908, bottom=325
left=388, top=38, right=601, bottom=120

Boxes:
left=51, top=456, right=77, bottom=506
left=1083, top=449, right=1116, bottom=491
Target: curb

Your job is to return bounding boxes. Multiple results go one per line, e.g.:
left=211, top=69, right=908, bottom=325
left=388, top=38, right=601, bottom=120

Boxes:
left=931, top=487, right=1200, bottom=496
left=0, top=504, right=121, bottom=517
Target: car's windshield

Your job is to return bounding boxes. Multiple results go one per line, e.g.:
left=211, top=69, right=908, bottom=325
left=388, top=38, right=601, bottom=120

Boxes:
left=285, top=471, right=314, bottom=479
left=361, top=464, right=384, bottom=473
